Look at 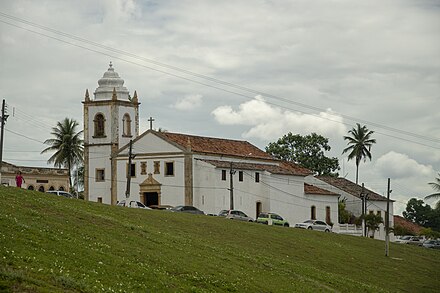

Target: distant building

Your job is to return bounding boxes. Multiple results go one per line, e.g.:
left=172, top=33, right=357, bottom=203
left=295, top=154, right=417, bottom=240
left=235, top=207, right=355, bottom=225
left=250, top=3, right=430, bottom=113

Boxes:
left=1, top=161, right=69, bottom=192
left=83, top=63, right=340, bottom=225
left=306, top=176, right=395, bottom=240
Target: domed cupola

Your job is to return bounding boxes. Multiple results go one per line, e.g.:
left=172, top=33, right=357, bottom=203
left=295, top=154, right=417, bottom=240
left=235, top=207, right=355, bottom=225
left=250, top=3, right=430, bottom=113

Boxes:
left=94, top=62, right=130, bottom=100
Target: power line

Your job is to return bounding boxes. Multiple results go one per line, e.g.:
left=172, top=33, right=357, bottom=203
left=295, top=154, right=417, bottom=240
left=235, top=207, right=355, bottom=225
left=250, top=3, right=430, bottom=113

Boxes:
left=0, top=13, right=439, bottom=149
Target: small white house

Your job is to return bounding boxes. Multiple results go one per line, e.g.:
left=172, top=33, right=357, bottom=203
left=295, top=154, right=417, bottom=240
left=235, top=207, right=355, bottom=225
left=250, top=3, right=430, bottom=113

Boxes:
left=306, top=176, right=394, bottom=240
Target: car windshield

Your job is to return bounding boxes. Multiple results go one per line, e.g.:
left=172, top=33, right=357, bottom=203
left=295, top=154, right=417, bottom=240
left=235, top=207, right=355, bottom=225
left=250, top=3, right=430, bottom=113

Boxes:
left=258, top=213, right=268, bottom=218
left=117, top=200, right=126, bottom=206
left=219, top=210, right=228, bottom=216
left=304, top=220, right=314, bottom=224
left=401, top=236, right=412, bottom=240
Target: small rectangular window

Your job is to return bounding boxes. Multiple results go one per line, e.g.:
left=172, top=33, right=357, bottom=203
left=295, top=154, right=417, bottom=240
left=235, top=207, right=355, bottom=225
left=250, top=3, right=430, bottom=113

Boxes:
left=154, top=161, right=160, bottom=174
left=141, top=162, right=147, bottom=175
left=165, top=162, right=174, bottom=176
left=221, top=170, right=226, bottom=181
left=239, top=171, right=243, bottom=182
left=97, top=197, right=102, bottom=203
left=96, top=169, right=105, bottom=182
left=369, top=210, right=374, bottom=215
left=255, top=172, right=260, bottom=183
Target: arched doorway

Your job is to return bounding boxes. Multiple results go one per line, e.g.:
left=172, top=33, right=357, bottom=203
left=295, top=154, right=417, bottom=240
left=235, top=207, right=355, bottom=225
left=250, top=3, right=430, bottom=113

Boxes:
left=27, top=185, right=34, bottom=191
left=38, top=186, right=45, bottom=192
left=139, top=173, right=162, bottom=207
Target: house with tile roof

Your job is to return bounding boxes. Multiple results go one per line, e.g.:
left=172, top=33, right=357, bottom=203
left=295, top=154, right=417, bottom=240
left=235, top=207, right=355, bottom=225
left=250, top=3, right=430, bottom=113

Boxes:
left=305, top=176, right=395, bottom=240
left=83, top=64, right=340, bottom=225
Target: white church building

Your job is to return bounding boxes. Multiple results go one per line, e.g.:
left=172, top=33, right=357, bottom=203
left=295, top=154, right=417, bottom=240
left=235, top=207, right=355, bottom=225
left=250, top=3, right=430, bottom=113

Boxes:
left=83, top=63, right=341, bottom=225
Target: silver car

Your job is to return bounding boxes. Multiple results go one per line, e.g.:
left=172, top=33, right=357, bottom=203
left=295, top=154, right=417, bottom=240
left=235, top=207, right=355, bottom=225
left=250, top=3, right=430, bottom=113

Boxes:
left=117, top=200, right=151, bottom=209
left=219, top=210, right=254, bottom=222
left=294, top=220, right=332, bottom=232
left=46, top=190, right=74, bottom=198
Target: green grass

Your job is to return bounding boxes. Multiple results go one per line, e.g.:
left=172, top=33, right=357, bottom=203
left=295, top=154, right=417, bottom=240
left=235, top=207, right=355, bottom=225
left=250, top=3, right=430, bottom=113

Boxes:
left=0, top=186, right=439, bottom=292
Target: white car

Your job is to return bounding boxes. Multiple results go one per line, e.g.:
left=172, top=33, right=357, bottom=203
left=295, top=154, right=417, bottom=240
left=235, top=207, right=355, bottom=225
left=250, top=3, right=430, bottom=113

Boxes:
left=294, top=220, right=332, bottom=232
left=117, top=200, right=151, bottom=209
left=46, top=190, right=74, bottom=198
left=395, top=235, right=423, bottom=246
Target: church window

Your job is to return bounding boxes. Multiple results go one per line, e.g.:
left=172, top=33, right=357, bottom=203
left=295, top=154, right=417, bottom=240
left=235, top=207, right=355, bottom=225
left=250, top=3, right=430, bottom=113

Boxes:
left=165, top=162, right=174, bottom=176
left=94, top=113, right=106, bottom=137
left=49, top=186, right=55, bottom=191
left=122, top=113, right=132, bottom=137
left=238, top=171, right=243, bottom=182
left=311, top=206, right=316, bottom=220
left=38, top=186, right=45, bottom=192
left=221, top=170, right=226, bottom=181
left=141, top=162, right=147, bottom=175
left=255, top=172, right=260, bottom=183
left=127, top=163, right=136, bottom=177
left=59, top=186, right=65, bottom=191
left=326, top=206, right=331, bottom=224
left=154, top=161, right=160, bottom=174
left=96, top=169, right=105, bottom=182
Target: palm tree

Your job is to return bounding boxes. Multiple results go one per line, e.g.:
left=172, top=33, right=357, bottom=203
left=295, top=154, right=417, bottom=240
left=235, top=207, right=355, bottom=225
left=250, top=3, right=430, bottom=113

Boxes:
left=342, top=123, right=376, bottom=184
left=425, top=173, right=440, bottom=202
left=41, top=118, right=83, bottom=191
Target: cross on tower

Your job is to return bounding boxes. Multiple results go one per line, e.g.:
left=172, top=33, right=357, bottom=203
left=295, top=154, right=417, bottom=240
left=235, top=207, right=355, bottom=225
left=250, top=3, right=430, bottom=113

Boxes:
left=148, top=117, right=155, bottom=130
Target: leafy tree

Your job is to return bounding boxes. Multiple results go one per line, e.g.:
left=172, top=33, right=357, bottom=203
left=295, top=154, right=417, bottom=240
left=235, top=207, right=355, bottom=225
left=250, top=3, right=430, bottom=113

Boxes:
left=425, top=173, right=440, bottom=203
left=41, top=118, right=83, bottom=191
left=393, top=225, right=415, bottom=236
left=419, top=228, right=440, bottom=239
left=338, top=200, right=354, bottom=224
left=364, top=213, right=383, bottom=238
left=342, top=123, right=376, bottom=184
left=265, top=132, right=340, bottom=176
left=403, top=198, right=432, bottom=226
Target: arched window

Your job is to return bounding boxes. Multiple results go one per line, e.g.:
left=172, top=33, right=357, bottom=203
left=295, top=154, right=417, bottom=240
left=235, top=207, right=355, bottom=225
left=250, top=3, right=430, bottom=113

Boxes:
left=59, top=186, right=65, bottom=191
left=311, top=206, right=316, bottom=220
left=38, top=186, right=45, bottom=192
left=94, top=113, right=105, bottom=137
left=122, top=113, right=132, bottom=136
left=28, top=185, right=34, bottom=191
left=49, top=186, right=55, bottom=191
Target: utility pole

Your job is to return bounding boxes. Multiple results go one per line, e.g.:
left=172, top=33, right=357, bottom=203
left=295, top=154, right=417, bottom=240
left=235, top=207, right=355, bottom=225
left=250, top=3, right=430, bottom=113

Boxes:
left=229, top=161, right=236, bottom=210
left=385, top=178, right=391, bottom=256
left=360, top=183, right=365, bottom=237
left=0, top=99, right=9, bottom=178
left=125, top=140, right=135, bottom=201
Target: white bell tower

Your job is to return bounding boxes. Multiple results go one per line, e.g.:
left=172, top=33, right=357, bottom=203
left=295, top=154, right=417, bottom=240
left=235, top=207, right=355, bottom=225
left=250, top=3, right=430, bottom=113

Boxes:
left=83, top=62, right=140, bottom=204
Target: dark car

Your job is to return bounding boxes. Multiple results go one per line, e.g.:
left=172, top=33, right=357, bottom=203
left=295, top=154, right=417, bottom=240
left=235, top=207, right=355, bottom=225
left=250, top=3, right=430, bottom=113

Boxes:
left=422, top=239, right=440, bottom=249
left=171, top=205, right=204, bottom=215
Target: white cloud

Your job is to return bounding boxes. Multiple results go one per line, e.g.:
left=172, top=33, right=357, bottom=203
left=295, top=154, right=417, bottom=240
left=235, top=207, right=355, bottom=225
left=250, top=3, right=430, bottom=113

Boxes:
left=211, top=96, right=346, bottom=140
left=171, top=94, right=203, bottom=110
left=376, top=151, right=434, bottom=179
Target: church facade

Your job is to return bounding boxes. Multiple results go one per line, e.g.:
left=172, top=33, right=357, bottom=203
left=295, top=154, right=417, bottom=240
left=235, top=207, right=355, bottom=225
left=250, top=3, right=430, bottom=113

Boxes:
left=83, top=64, right=340, bottom=225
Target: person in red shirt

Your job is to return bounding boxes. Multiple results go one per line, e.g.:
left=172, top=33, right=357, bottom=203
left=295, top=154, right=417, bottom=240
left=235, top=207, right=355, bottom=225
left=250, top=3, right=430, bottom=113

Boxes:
left=15, top=171, right=25, bottom=188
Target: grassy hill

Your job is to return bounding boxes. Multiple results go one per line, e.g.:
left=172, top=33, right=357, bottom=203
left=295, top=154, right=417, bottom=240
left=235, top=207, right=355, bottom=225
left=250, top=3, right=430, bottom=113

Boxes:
left=0, top=186, right=439, bottom=292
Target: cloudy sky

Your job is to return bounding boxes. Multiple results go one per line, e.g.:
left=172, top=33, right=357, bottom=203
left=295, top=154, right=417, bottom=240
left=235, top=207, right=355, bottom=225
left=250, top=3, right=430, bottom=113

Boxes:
left=1, top=0, right=439, bottom=214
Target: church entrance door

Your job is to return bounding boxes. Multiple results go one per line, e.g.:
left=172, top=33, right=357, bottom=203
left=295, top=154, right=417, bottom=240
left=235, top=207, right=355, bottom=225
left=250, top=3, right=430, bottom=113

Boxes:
left=144, top=192, right=159, bottom=207
left=256, top=201, right=262, bottom=218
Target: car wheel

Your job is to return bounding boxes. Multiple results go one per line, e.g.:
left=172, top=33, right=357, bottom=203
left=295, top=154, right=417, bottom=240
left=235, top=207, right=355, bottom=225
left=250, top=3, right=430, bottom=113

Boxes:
left=284, top=223, right=289, bottom=227
left=325, top=229, right=330, bottom=233
left=307, top=226, right=313, bottom=230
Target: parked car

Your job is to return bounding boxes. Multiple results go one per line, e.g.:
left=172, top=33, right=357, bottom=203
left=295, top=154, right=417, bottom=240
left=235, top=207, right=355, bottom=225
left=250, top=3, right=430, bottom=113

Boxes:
left=149, top=205, right=173, bottom=211
left=294, top=220, right=332, bottom=232
left=256, top=212, right=289, bottom=227
left=171, top=205, right=204, bottom=215
left=218, top=210, right=254, bottom=222
left=395, top=235, right=423, bottom=246
left=117, top=200, right=151, bottom=209
left=422, top=239, right=440, bottom=249
left=46, top=190, right=74, bottom=198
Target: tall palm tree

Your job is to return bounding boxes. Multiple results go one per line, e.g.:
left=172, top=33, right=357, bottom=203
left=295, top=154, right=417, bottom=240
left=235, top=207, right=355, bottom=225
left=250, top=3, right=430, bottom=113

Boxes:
left=425, top=173, right=440, bottom=202
left=342, top=123, right=376, bottom=184
left=41, top=118, right=83, bottom=191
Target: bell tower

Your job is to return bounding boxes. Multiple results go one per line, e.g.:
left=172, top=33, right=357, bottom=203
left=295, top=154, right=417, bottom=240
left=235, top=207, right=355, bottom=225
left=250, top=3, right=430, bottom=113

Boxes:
left=83, top=62, right=140, bottom=204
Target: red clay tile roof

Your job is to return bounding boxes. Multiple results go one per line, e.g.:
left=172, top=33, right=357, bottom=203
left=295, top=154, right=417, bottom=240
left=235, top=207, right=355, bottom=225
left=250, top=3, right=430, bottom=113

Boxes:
left=316, top=176, right=389, bottom=201
left=304, top=183, right=339, bottom=196
left=158, top=131, right=273, bottom=160
left=198, top=159, right=311, bottom=176
left=393, top=215, right=424, bottom=234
